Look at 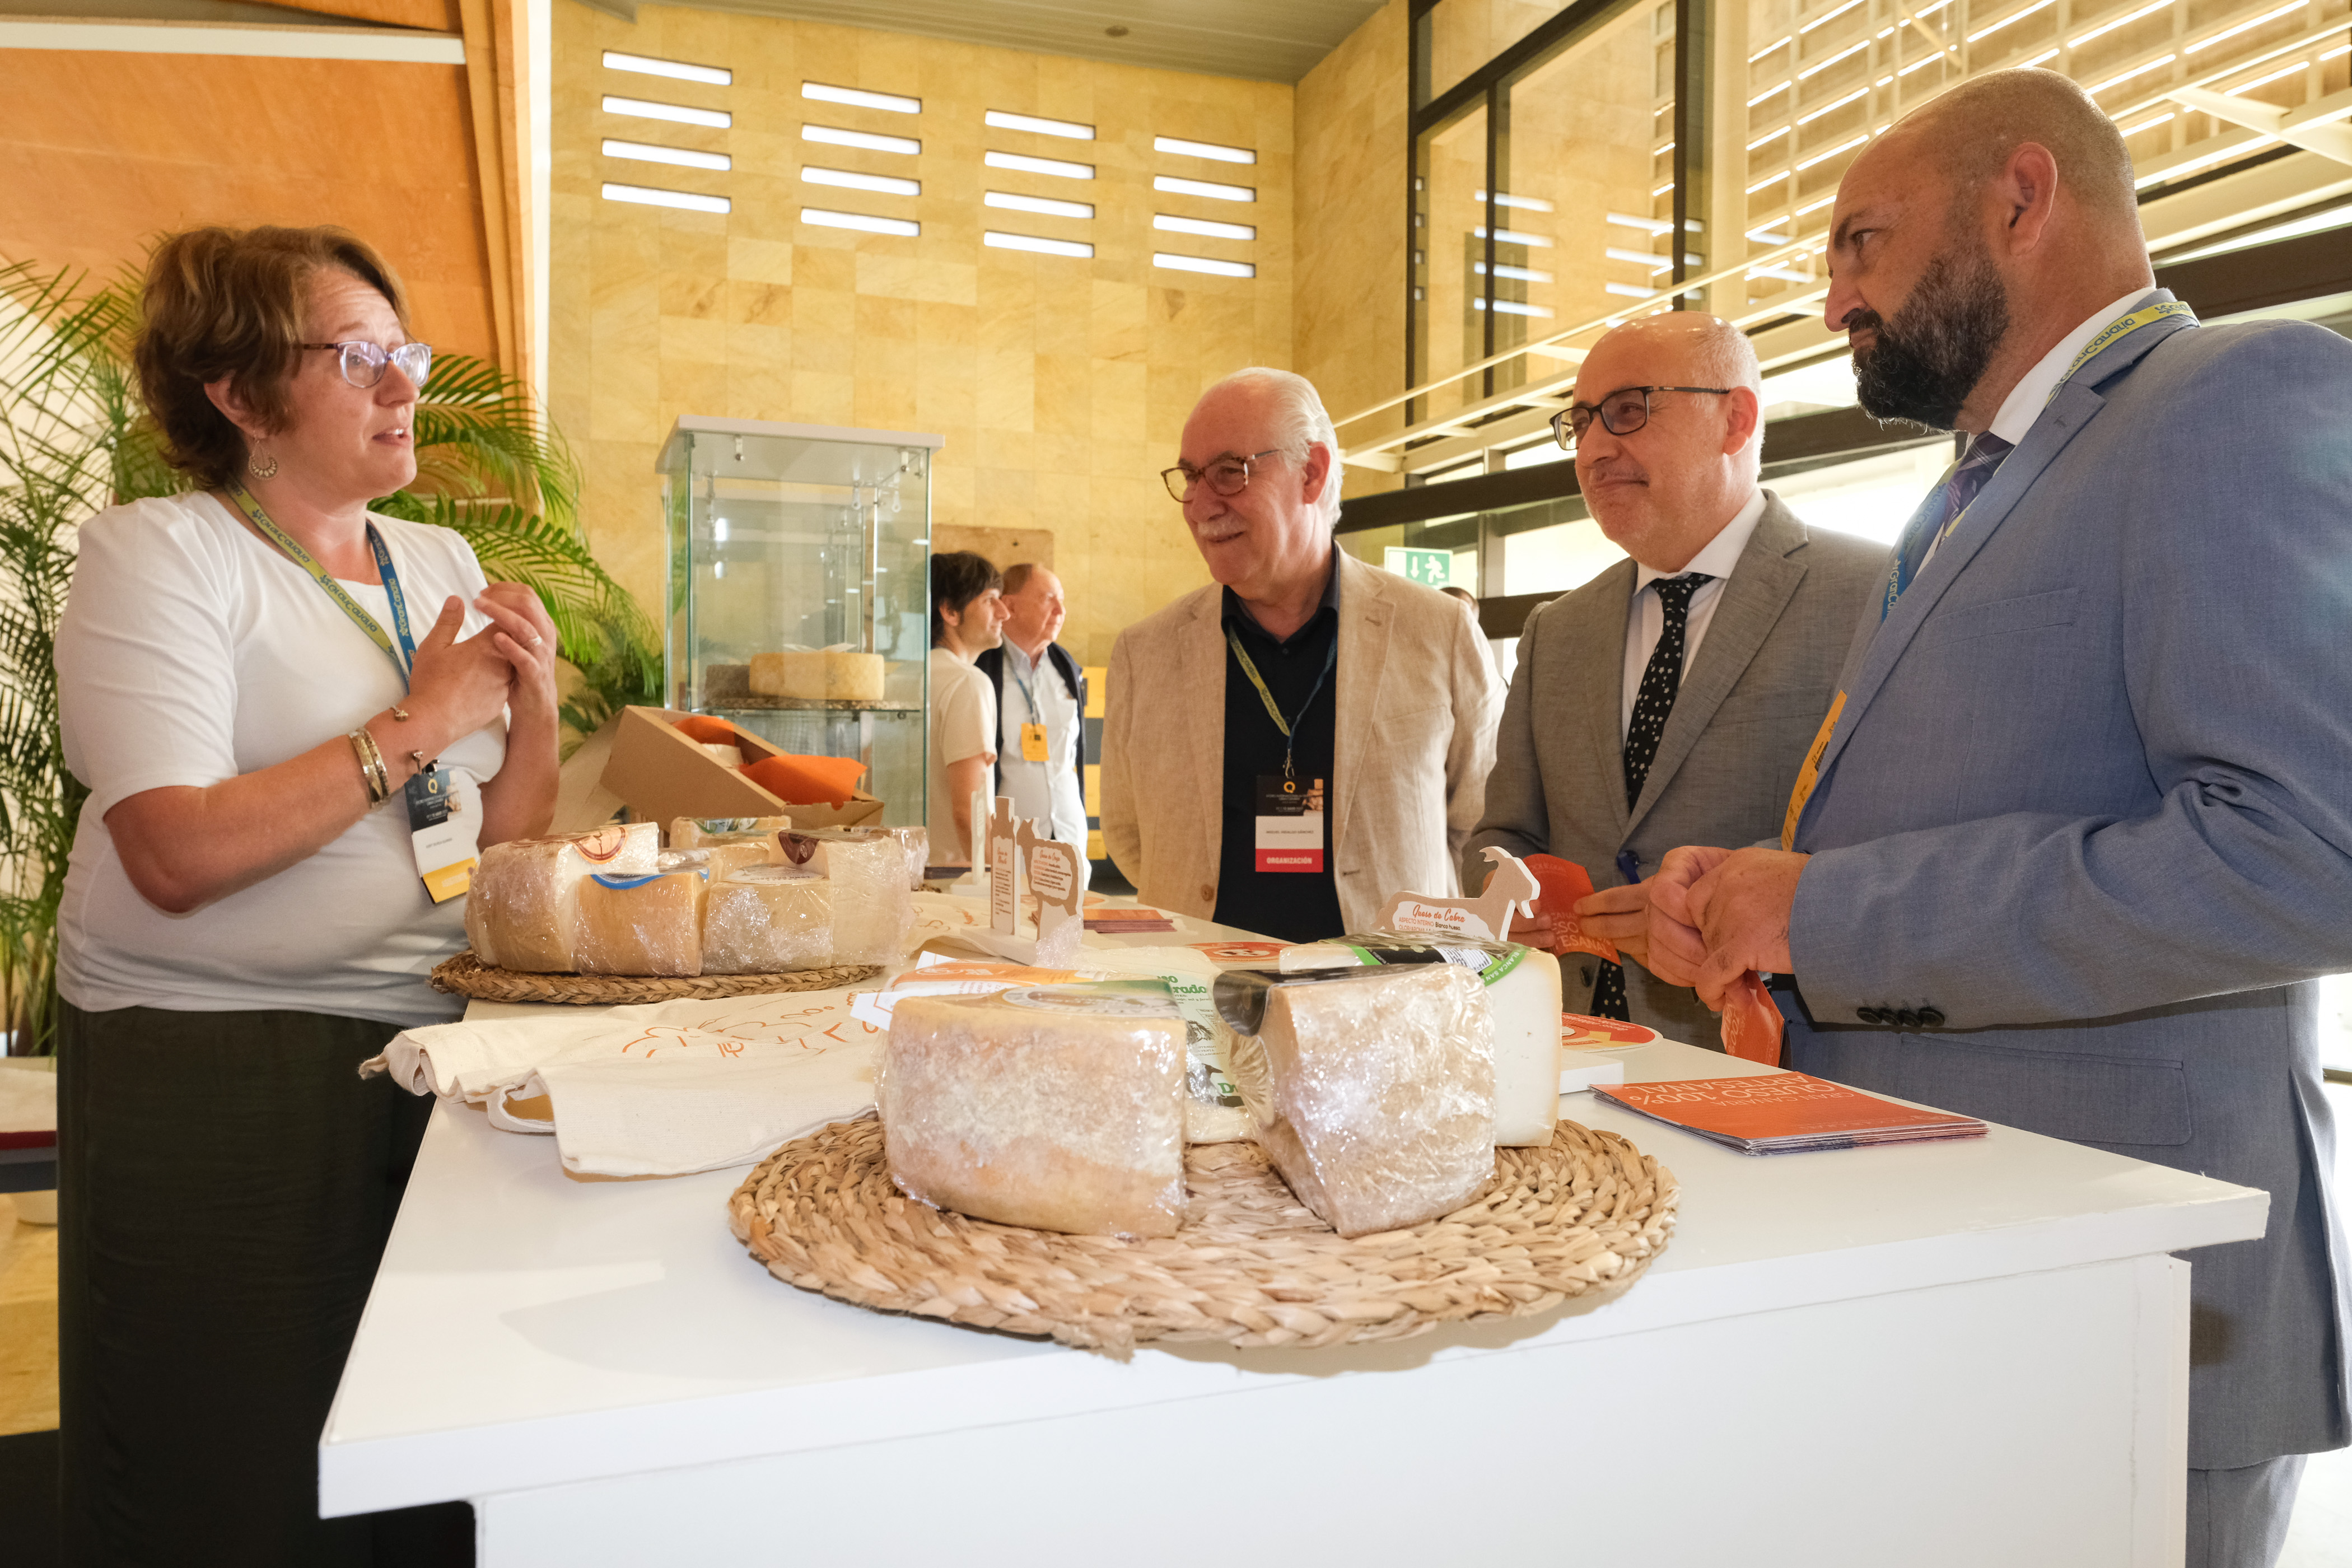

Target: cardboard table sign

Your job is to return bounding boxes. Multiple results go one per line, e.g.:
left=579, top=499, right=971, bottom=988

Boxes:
left=1371, top=846, right=1538, bottom=942
left=952, top=791, right=1089, bottom=965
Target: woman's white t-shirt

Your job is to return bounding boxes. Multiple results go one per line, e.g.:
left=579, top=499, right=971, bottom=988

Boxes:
left=56, top=493, right=508, bottom=1027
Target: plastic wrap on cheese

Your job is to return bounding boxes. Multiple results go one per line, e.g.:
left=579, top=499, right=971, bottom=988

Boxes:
left=702, top=866, right=833, bottom=974
left=879, top=981, right=1188, bottom=1237
left=1218, top=963, right=1496, bottom=1237
left=1280, top=932, right=1560, bottom=1147
left=573, top=869, right=708, bottom=976
left=782, top=832, right=916, bottom=961
left=776, top=825, right=928, bottom=892
left=464, top=823, right=660, bottom=972
left=1076, top=945, right=1252, bottom=1144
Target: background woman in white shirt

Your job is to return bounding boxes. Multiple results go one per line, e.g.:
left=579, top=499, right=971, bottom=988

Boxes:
left=53, top=225, right=559, bottom=1565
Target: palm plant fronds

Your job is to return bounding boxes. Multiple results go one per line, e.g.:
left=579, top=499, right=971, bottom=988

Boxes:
left=406, top=353, right=583, bottom=533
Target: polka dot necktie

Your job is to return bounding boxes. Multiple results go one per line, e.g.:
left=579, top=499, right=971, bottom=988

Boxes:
left=1591, top=572, right=1714, bottom=1021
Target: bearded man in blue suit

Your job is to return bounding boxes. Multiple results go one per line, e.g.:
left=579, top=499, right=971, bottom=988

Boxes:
left=1641, top=68, right=2352, bottom=1568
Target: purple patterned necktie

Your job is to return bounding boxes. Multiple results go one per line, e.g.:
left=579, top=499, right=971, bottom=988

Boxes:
left=1886, top=432, right=2013, bottom=618
left=1592, top=572, right=1713, bottom=1021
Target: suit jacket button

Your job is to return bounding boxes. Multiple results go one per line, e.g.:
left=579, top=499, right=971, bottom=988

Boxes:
left=1857, top=1007, right=1884, bottom=1025
left=1917, top=1007, right=1945, bottom=1028
left=1894, top=1009, right=1922, bottom=1029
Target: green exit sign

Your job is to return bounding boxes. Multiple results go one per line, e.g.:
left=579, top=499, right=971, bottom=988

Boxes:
left=1384, top=547, right=1452, bottom=587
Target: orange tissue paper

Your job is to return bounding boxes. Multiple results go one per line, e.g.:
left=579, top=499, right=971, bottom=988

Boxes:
left=743, top=753, right=868, bottom=808
left=671, top=715, right=742, bottom=746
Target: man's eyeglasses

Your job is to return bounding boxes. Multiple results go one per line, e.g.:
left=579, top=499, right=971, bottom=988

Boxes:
left=1161, top=448, right=1282, bottom=503
left=300, top=340, right=434, bottom=391
left=1551, top=385, right=1733, bottom=450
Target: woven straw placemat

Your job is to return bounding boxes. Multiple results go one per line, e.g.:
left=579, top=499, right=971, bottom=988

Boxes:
left=729, top=1116, right=1677, bottom=1352
left=430, top=951, right=883, bottom=1005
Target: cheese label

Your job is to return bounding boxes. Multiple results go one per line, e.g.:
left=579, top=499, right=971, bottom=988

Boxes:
left=1337, top=933, right=1528, bottom=987
left=1253, top=774, right=1326, bottom=872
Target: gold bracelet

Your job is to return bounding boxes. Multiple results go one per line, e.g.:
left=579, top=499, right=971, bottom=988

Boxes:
left=348, top=727, right=390, bottom=805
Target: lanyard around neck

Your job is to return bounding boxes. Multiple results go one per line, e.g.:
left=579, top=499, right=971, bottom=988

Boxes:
left=1005, top=646, right=1045, bottom=723
left=1226, top=624, right=1337, bottom=781
left=1886, top=298, right=2199, bottom=623
left=224, top=481, right=418, bottom=688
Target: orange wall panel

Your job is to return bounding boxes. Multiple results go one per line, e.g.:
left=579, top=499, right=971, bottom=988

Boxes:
left=0, top=49, right=498, bottom=365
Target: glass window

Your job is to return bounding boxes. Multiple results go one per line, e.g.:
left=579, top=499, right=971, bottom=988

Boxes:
left=1422, top=0, right=1588, bottom=105
left=1765, top=437, right=1954, bottom=545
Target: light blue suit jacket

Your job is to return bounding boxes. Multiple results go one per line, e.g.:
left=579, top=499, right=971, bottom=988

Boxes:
left=1785, top=293, right=2352, bottom=1469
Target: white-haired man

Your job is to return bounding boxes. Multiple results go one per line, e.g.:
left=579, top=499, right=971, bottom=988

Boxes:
left=1100, top=367, right=1499, bottom=942
left=1467, top=311, right=1884, bottom=1047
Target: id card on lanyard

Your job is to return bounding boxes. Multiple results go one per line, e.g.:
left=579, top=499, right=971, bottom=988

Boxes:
left=223, top=482, right=482, bottom=900
left=1005, top=656, right=1052, bottom=763
left=1228, top=627, right=1336, bottom=875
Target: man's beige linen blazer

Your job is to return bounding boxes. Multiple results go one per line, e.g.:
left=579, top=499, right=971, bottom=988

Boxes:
left=1100, top=548, right=1500, bottom=931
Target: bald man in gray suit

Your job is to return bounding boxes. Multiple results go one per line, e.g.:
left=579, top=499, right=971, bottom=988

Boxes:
left=1466, top=312, right=1883, bottom=1048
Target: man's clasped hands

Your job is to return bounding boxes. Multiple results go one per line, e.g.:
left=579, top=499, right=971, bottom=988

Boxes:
left=1566, top=848, right=1813, bottom=1011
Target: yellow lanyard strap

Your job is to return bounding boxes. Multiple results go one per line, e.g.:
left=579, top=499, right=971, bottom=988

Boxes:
left=1226, top=626, right=1337, bottom=780
left=223, top=481, right=418, bottom=687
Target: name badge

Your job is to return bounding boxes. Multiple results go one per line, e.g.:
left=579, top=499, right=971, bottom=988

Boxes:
left=1020, top=722, right=1049, bottom=763
left=405, top=763, right=481, bottom=903
left=1254, top=774, right=1326, bottom=874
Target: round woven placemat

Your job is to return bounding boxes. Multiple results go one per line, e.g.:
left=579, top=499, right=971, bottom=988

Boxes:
left=430, top=951, right=883, bottom=1005
left=729, top=1117, right=1677, bottom=1352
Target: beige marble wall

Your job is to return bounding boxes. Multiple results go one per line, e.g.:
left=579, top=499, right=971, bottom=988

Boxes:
left=552, top=1, right=1297, bottom=665
left=1293, top=0, right=1411, bottom=496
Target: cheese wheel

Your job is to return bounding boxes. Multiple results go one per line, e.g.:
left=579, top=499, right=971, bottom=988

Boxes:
left=776, top=826, right=927, bottom=891
left=464, top=823, right=660, bottom=973
left=1280, top=936, right=1560, bottom=1147
left=1079, top=946, right=1252, bottom=1144
left=813, top=834, right=916, bottom=963
left=703, top=866, right=834, bottom=974
left=1242, top=964, right=1495, bottom=1237
left=881, top=982, right=1187, bottom=1236
left=573, top=869, right=708, bottom=976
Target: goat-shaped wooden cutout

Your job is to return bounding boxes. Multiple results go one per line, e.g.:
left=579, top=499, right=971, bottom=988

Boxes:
left=1016, top=820, right=1085, bottom=963
left=1372, top=847, right=1538, bottom=942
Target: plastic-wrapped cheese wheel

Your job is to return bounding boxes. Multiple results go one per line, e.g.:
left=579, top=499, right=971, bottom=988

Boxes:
left=702, top=866, right=833, bottom=974
left=573, top=869, right=708, bottom=976
left=880, top=981, right=1188, bottom=1237
left=1219, top=963, right=1496, bottom=1238
left=464, top=823, right=660, bottom=972
left=1281, top=933, right=1561, bottom=1147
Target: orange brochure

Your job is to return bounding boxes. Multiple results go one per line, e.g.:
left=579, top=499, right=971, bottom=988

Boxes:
left=1593, top=1074, right=1987, bottom=1155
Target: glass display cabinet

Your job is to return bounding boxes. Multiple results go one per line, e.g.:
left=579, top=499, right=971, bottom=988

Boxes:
left=657, top=417, right=941, bottom=831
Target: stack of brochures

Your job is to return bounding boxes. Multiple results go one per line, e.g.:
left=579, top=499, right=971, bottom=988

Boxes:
left=1592, top=1073, right=1988, bottom=1155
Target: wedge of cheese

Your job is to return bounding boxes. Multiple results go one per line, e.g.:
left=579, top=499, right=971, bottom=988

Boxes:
left=805, top=833, right=916, bottom=963
left=659, top=842, right=772, bottom=880
left=880, top=981, right=1187, bottom=1236
left=1081, top=946, right=1252, bottom=1144
left=703, top=866, right=834, bottom=974
left=573, top=869, right=708, bottom=976
left=464, top=823, right=660, bottom=972
left=1281, top=934, right=1561, bottom=1147
left=1231, top=963, right=1495, bottom=1237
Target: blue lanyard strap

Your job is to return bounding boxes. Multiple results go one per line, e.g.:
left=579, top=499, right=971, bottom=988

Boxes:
left=1006, top=650, right=1043, bottom=725
left=1226, top=624, right=1337, bottom=781
left=224, top=481, right=418, bottom=688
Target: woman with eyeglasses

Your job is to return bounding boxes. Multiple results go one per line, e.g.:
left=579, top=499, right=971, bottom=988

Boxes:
left=52, top=226, right=557, bottom=1564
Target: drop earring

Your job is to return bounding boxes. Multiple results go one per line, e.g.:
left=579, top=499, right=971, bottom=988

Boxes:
left=248, top=449, right=278, bottom=480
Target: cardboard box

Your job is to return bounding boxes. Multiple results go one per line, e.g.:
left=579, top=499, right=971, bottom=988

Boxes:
left=599, top=706, right=885, bottom=832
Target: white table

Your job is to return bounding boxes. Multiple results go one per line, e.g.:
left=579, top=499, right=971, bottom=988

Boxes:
left=323, top=956, right=2264, bottom=1567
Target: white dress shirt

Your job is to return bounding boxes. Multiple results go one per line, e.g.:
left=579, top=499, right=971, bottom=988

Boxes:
left=1621, top=487, right=1768, bottom=734
left=996, top=638, right=1088, bottom=844
left=1986, top=287, right=2156, bottom=445
left=1915, top=287, right=2155, bottom=577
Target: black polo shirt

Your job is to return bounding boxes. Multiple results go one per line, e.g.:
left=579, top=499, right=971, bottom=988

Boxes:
left=1213, top=555, right=1345, bottom=944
